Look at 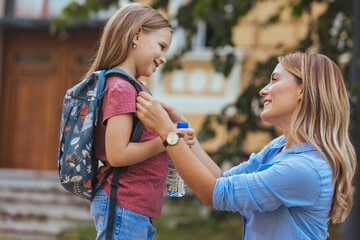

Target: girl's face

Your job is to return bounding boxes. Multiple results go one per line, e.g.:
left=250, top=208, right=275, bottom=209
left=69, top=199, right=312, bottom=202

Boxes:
left=259, top=63, right=302, bottom=129
left=133, top=28, right=172, bottom=77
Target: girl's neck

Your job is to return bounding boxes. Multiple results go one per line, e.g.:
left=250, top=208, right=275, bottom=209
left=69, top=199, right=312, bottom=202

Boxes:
left=113, top=62, right=137, bottom=80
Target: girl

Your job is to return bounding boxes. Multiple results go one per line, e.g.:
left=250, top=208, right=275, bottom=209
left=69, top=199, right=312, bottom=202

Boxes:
left=136, top=52, right=357, bottom=239
left=89, top=3, right=194, bottom=240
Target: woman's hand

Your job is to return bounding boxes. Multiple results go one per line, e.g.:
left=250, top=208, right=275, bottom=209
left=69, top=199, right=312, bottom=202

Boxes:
left=136, top=92, right=176, bottom=138
left=180, top=128, right=196, bottom=147
left=160, top=101, right=187, bottom=124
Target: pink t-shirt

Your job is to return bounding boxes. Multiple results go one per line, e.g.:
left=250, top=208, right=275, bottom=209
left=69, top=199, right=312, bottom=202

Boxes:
left=94, top=76, right=168, bottom=219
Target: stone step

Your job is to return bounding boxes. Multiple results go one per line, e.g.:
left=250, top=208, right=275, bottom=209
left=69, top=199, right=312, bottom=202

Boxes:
left=0, top=168, right=90, bottom=204
left=0, top=172, right=66, bottom=193
left=0, top=218, right=74, bottom=238
left=0, top=168, right=94, bottom=240
left=0, top=189, right=89, bottom=207
left=0, top=201, right=92, bottom=222
left=0, top=168, right=59, bottom=181
left=0, top=232, right=55, bottom=240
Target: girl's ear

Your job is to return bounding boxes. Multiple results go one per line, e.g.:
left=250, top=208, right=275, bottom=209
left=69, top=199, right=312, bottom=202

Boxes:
left=133, top=27, right=143, bottom=44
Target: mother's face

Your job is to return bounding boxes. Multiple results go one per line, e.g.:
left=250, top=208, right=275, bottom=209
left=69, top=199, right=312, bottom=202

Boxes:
left=259, top=63, right=303, bottom=129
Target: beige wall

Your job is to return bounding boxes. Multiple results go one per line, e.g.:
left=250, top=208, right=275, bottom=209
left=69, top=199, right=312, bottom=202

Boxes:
left=143, top=0, right=327, bottom=154
left=234, top=0, right=327, bottom=85
left=184, top=1, right=327, bottom=153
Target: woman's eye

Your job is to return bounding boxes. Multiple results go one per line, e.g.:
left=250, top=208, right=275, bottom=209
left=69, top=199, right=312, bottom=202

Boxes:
left=271, top=78, right=277, bottom=82
left=160, top=44, right=165, bottom=50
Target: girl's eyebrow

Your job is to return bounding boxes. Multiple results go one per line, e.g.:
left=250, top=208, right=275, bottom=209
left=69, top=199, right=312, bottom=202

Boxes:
left=161, top=42, right=169, bottom=49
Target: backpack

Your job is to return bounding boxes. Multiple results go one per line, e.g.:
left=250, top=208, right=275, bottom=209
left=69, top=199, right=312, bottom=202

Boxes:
left=58, top=68, right=145, bottom=202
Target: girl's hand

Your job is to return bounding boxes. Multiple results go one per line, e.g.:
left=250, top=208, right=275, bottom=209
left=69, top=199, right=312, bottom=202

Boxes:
left=136, top=92, right=176, bottom=138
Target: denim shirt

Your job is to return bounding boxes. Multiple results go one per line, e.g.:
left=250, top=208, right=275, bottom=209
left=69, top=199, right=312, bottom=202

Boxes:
left=213, top=135, right=334, bottom=240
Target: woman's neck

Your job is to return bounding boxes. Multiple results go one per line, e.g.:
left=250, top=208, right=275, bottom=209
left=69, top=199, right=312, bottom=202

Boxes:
left=281, top=127, right=298, bottom=152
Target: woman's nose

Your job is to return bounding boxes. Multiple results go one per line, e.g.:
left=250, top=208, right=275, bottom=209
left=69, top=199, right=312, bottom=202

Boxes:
left=259, top=85, right=269, bottom=97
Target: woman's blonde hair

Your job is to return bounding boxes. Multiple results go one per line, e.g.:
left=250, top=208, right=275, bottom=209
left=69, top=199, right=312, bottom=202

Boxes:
left=85, top=3, right=173, bottom=77
left=278, top=52, right=356, bottom=223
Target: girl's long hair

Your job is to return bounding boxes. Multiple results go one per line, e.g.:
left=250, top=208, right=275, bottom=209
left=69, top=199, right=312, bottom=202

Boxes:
left=278, top=52, right=356, bottom=223
left=85, top=3, right=173, bottom=78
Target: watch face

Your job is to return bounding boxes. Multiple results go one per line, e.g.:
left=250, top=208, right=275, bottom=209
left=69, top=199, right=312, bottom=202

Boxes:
left=166, top=132, right=179, bottom=145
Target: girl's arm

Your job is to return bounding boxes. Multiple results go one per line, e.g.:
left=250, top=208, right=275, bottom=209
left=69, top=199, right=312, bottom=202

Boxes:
left=105, top=113, right=165, bottom=167
left=105, top=112, right=196, bottom=167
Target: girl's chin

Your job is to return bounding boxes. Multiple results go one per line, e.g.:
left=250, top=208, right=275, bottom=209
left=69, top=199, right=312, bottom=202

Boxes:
left=141, top=71, right=152, bottom=78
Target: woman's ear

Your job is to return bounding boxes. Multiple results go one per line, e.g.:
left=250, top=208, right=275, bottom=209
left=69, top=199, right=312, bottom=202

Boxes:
left=297, top=85, right=303, bottom=100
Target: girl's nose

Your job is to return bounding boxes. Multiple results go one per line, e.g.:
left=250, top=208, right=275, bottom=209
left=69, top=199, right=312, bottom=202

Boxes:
left=160, top=55, right=166, bottom=64
left=159, top=52, right=167, bottom=64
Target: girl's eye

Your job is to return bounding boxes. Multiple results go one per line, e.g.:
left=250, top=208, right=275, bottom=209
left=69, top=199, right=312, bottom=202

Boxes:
left=159, top=44, right=165, bottom=50
left=271, top=78, right=277, bottom=82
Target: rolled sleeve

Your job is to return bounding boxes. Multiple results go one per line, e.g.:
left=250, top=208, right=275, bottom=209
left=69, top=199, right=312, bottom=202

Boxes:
left=223, top=153, right=258, bottom=177
left=213, top=173, right=282, bottom=214
left=223, top=138, right=282, bottom=177
left=213, top=158, right=321, bottom=214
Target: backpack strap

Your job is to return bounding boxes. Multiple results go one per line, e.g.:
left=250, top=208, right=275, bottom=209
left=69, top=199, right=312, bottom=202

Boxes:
left=104, top=68, right=150, bottom=142
left=105, top=167, right=127, bottom=240
left=97, top=70, right=108, bottom=98
left=104, top=68, right=145, bottom=93
left=94, top=70, right=108, bottom=127
left=102, top=68, right=151, bottom=240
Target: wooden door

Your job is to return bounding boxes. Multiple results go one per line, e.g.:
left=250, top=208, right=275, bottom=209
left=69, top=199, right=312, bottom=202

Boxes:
left=0, top=29, right=100, bottom=171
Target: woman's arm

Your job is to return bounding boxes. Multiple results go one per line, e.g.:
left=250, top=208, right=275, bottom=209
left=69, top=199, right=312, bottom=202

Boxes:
left=190, top=137, right=223, bottom=179
left=105, top=113, right=165, bottom=167
left=165, top=137, right=217, bottom=206
left=159, top=99, right=223, bottom=179
left=136, top=92, right=220, bottom=205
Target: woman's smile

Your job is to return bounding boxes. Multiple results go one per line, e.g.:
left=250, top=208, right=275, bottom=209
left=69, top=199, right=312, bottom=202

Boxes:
left=263, top=99, right=271, bottom=108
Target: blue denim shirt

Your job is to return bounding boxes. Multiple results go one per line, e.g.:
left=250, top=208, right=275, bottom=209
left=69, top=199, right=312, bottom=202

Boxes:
left=213, top=135, right=334, bottom=240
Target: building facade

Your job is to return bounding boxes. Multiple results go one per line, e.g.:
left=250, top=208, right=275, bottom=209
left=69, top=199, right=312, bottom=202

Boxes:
left=0, top=0, right=325, bottom=171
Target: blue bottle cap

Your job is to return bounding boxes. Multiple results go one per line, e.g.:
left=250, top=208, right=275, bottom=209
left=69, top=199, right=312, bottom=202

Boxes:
left=177, top=121, right=189, bottom=129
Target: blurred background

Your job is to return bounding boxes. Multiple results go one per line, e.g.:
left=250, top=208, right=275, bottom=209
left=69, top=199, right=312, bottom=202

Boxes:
left=0, top=0, right=359, bottom=239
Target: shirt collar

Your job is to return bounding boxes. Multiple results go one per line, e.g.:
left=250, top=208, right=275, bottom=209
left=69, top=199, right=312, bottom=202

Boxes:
left=270, top=135, right=319, bottom=153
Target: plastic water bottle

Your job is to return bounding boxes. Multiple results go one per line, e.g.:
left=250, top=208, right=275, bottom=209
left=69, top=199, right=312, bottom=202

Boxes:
left=165, top=121, right=189, bottom=197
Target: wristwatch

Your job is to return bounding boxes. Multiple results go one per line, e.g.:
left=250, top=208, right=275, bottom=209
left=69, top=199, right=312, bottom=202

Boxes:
left=163, top=132, right=183, bottom=147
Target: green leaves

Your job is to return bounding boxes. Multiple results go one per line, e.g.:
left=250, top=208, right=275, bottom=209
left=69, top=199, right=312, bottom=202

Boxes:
left=50, top=0, right=119, bottom=33
left=212, top=53, right=236, bottom=77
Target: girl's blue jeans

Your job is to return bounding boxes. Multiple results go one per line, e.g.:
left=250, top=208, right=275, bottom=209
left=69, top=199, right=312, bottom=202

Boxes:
left=90, top=184, right=156, bottom=240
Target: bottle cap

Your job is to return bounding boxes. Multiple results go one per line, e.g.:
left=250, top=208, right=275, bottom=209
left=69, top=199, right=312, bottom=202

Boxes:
left=177, top=121, right=189, bottom=129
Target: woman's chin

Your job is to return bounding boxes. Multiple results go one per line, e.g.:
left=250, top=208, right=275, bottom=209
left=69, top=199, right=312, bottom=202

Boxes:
left=260, top=111, right=272, bottom=124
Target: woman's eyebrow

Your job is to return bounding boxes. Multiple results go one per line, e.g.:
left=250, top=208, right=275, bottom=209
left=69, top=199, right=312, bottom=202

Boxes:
left=271, top=73, right=280, bottom=78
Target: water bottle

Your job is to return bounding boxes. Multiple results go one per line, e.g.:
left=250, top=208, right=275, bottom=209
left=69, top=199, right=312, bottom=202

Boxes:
left=165, top=121, right=189, bottom=197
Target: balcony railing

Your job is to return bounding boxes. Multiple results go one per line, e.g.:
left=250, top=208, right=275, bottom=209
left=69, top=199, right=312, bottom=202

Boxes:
left=151, top=48, right=244, bottom=114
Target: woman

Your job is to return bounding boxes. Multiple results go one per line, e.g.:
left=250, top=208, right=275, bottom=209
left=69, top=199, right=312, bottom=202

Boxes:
left=136, top=52, right=356, bottom=239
